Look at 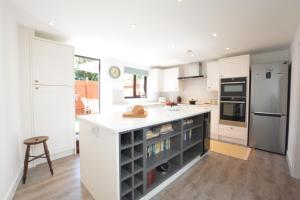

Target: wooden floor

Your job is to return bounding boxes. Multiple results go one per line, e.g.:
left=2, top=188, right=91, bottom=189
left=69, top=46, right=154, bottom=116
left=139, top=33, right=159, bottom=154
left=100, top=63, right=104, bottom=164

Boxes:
left=13, top=150, right=300, bottom=200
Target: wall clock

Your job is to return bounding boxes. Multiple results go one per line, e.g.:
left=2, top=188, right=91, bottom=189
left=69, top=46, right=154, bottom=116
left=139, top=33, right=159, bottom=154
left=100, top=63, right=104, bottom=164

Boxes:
left=109, top=66, right=121, bottom=79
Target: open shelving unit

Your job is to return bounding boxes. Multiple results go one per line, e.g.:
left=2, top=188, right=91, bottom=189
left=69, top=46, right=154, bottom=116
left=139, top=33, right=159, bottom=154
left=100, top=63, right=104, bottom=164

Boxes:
left=119, top=114, right=209, bottom=200
left=119, top=129, right=146, bottom=200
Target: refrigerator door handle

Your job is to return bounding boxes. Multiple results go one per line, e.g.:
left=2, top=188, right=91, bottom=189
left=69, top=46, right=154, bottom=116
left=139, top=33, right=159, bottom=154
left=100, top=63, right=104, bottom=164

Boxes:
left=253, top=112, right=285, bottom=117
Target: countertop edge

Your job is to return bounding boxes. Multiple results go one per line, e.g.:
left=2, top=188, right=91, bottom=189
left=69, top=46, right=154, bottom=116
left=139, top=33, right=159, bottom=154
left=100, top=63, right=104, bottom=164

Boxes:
left=78, top=109, right=211, bottom=133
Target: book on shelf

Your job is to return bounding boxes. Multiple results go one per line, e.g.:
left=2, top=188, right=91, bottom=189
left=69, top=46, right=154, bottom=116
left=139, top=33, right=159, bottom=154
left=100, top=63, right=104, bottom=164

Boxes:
left=183, top=130, right=192, bottom=141
left=146, top=123, right=175, bottom=140
left=146, top=139, right=171, bottom=158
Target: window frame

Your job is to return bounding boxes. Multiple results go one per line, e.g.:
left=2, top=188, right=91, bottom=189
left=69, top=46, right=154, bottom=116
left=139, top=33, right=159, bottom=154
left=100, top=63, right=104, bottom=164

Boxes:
left=124, top=74, right=147, bottom=99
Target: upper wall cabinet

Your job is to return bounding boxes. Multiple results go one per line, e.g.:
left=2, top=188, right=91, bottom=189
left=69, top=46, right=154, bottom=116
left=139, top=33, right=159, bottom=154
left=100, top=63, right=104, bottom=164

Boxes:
left=162, top=67, right=179, bottom=92
left=148, top=68, right=163, bottom=92
left=219, top=55, right=250, bottom=78
left=32, top=38, right=74, bottom=86
left=206, top=61, right=220, bottom=91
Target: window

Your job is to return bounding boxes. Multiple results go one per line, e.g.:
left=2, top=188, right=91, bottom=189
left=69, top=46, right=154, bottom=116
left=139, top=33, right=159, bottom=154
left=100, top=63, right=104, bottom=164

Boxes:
left=124, top=68, right=148, bottom=98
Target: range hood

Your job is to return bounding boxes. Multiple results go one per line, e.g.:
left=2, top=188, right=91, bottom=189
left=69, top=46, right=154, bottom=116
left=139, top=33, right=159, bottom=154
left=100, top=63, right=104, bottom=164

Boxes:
left=178, top=62, right=205, bottom=80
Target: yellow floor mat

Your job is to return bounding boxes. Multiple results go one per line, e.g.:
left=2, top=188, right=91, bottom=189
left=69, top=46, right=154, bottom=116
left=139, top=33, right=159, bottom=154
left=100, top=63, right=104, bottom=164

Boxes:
left=210, top=140, right=251, bottom=160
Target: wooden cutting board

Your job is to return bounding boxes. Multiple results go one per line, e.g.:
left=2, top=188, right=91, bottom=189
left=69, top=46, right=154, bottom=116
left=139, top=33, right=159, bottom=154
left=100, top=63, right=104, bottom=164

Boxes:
left=122, top=111, right=148, bottom=118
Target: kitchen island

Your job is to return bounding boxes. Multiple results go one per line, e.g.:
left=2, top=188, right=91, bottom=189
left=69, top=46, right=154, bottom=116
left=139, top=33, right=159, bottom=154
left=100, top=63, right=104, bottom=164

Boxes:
left=79, top=106, right=211, bottom=200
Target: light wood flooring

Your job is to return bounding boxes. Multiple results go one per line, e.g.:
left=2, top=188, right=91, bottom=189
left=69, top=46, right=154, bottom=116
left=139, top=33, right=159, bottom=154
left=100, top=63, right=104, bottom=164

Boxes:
left=13, top=150, right=300, bottom=200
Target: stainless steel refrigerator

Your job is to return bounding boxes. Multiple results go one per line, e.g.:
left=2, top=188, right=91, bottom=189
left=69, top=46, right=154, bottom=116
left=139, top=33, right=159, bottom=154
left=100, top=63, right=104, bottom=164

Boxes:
left=249, top=62, right=289, bottom=154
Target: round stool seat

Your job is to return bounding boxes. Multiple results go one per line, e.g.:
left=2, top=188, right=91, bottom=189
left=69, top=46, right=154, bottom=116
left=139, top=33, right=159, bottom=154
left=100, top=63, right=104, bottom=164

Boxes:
left=24, top=136, right=49, bottom=145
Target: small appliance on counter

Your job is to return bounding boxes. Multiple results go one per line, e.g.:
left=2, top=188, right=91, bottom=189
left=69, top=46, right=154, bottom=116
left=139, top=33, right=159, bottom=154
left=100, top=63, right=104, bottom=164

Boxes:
left=177, top=96, right=182, bottom=103
left=189, top=99, right=197, bottom=105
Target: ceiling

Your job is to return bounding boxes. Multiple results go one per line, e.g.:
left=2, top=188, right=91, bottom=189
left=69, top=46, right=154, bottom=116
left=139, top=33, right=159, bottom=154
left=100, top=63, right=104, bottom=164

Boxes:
left=7, top=0, right=300, bottom=66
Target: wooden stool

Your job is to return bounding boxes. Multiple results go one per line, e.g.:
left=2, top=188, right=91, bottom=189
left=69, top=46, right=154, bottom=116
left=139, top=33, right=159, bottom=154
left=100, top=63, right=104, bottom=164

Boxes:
left=23, top=136, right=54, bottom=184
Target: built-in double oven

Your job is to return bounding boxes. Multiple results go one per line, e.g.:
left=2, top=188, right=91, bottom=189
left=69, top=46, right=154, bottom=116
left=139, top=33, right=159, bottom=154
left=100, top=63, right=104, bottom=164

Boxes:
left=220, top=77, right=247, bottom=127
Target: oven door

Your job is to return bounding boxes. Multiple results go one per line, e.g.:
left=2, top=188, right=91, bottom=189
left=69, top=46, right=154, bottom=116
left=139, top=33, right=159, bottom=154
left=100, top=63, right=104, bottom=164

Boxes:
left=220, top=100, right=246, bottom=122
left=221, top=82, right=246, bottom=97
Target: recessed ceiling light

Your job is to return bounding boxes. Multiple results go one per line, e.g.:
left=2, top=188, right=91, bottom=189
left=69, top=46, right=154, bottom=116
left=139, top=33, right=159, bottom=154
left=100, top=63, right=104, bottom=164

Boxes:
left=191, top=54, right=195, bottom=57
left=212, top=33, right=217, bottom=37
left=130, top=24, right=137, bottom=29
left=177, top=0, right=183, bottom=2
left=226, top=47, right=230, bottom=50
left=48, top=22, right=55, bottom=26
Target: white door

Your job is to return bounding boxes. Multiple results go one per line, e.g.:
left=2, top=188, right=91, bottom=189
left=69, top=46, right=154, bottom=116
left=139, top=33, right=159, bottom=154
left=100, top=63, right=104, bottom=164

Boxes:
left=32, top=38, right=74, bottom=86
left=206, top=61, right=220, bottom=91
left=210, top=105, right=219, bottom=139
left=32, top=85, right=75, bottom=155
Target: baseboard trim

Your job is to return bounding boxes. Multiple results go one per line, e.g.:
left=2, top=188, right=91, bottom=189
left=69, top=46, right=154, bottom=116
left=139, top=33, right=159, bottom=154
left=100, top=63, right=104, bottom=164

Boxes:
left=286, top=154, right=300, bottom=179
left=5, top=166, right=23, bottom=200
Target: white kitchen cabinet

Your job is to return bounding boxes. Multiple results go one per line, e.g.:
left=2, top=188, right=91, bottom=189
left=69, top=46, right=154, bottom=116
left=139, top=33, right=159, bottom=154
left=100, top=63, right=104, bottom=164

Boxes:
left=178, top=62, right=200, bottom=77
left=206, top=61, right=220, bottom=91
left=148, top=68, right=163, bottom=92
left=162, top=67, right=179, bottom=92
left=32, top=38, right=74, bottom=86
left=22, top=36, right=76, bottom=163
left=219, top=124, right=248, bottom=145
left=210, top=105, right=220, bottom=140
left=219, top=55, right=250, bottom=78
left=32, top=85, right=75, bottom=155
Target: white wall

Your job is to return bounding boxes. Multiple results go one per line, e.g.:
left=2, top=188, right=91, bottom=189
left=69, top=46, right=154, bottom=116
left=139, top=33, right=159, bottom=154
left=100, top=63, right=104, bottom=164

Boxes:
left=251, top=49, right=290, bottom=64
left=178, top=78, right=218, bottom=103
left=0, top=0, right=24, bottom=199
left=287, top=25, right=300, bottom=179
left=74, top=48, right=152, bottom=112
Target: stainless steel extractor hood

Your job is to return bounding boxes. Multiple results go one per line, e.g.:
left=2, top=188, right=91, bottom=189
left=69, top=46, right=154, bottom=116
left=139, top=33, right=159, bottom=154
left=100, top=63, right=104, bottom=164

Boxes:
left=177, top=62, right=204, bottom=80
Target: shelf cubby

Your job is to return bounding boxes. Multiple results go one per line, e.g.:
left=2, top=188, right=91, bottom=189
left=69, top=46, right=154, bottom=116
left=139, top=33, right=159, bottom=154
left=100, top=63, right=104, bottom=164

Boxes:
left=134, top=171, right=143, bottom=188
left=121, top=177, right=132, bottom=196
left=134, top=130, right=143, bottom=144
left=183, top=142, right=203, bottom=165
left=183, top=126, right=203, bottom=151
left=121, top=132, right=132, bottom=149
left=183, top=115, right=204, bottom=130
left=134, top=185, right=143, bottom=200
left=134, top=158, right=143, bottom=173
left=134, top=144, right=143, bottom=159
left=121, top=147, right=132, bottom=165
left=146, top=130, right=181, bottom=146
left=147, top=154, right=181, bottom=191
left=122, top=191, right=133, bottom=200
left=121, top=162, right=132, bottom=180
left=146, top=134, right=181, bottom=171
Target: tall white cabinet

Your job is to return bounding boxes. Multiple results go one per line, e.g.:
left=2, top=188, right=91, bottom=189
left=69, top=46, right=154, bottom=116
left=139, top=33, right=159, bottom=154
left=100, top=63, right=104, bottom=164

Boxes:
left=32, top=39, right=74, bottom=86
left=218, top=55, right=250, bottom=146
left=206, top=61, right=220, bottom=91
left=22, top=36, right=75, bottom=162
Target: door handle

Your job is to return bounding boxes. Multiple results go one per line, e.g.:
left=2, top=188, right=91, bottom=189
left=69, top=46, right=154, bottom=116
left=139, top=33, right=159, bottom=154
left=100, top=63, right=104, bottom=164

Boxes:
left=35, top=80, right=39, bottom=83
left=253, top=112, right=284, bottom=117
left=35, top=87, right=39, bottom=90
left=220, top=101, right=246, bottom=104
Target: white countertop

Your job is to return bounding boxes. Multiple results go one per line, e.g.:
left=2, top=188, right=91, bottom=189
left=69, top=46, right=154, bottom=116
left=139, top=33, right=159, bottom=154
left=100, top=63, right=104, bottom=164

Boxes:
left=78, top=105, right=211, bottom=133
